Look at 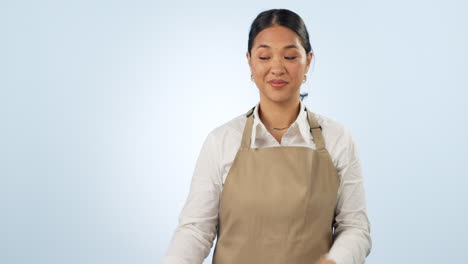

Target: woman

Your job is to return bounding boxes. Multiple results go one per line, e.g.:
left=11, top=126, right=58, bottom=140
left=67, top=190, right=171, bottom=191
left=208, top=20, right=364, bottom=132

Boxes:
left=162, top=8, right=372, bottom=264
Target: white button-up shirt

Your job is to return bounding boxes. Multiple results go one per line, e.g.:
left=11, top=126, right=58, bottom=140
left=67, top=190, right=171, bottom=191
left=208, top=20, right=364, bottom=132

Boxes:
left=162, top=100, right=372, bottom=264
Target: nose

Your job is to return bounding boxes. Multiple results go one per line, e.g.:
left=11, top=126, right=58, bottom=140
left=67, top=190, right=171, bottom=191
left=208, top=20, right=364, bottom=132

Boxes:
left=270, top=56, right=285, bottom=76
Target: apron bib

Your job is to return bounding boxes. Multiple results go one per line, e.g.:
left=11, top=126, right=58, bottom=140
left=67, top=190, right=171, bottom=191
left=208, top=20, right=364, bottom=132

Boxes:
left=212, top=105, right=339, bottom=264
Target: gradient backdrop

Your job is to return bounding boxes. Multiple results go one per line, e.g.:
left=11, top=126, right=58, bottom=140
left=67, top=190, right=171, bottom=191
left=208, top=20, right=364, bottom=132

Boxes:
left=1, top=0, right=467, bottom=263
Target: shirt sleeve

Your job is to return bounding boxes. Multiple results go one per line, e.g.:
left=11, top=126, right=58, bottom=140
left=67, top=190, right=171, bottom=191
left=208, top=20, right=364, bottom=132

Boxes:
left=161, top=131, right=222, bottom=264
left=324, top=128, right=372, bottom=264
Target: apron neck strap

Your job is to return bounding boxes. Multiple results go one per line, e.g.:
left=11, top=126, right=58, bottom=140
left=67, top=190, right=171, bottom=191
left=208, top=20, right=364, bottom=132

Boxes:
left=240, top=105, right=326, bottom=150
left=240, top=106, right=255, bottom=149
left=305, top=107, right=325, bottom=150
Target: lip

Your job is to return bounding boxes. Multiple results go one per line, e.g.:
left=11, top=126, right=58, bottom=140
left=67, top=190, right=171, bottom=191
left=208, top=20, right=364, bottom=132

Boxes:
left=268, top=79, right=288, bottom=88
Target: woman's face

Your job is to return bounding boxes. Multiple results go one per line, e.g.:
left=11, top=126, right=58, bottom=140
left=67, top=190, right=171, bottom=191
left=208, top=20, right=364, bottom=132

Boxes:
left=246, top=25, right=313, bottom=104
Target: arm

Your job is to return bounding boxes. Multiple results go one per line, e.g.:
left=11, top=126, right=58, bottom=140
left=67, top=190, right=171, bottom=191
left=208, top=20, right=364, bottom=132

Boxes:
left=161, top=132, right=222, bottom=264
left=324, top=128, right=372, bottom=264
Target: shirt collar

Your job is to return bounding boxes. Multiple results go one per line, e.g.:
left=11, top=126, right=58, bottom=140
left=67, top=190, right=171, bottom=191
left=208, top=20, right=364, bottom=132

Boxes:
left=251, top=100, right=311, bottom=145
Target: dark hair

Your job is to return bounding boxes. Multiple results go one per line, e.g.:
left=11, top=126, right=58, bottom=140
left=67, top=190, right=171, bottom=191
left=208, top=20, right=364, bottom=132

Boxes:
left=247, top=9, right=312, bottom=101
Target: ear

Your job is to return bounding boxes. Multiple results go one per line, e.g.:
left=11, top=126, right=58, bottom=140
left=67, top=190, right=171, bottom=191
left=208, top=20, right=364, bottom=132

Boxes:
left=305, top=51, right=313, bottom=72
left=246, top=51, right=252, bottom=68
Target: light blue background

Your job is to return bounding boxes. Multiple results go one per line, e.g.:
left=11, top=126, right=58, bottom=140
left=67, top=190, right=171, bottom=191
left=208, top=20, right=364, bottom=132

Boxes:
left=1, top=1, right=467, bottom=263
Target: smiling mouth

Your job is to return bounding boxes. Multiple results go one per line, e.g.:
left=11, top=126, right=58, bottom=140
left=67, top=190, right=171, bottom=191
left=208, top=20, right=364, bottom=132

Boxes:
left=269, top=81, right=288, bottom=88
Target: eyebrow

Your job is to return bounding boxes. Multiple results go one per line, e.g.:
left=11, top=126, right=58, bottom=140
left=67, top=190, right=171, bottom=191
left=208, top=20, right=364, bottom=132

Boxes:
left=256, top=44, right=299, bottom=50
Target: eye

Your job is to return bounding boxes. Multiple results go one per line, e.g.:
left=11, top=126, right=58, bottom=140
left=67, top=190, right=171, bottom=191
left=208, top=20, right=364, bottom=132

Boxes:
left=259, top=57, right=270, bottom=60
left=285, top=56, right=297, bottom=60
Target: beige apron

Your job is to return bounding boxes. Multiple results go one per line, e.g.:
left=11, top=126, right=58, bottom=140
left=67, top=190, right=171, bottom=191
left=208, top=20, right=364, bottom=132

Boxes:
left=212, top=105, right=340, bottom=264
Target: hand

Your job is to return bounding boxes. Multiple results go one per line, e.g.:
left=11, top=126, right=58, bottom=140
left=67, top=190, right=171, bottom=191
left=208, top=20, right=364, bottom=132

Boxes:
left=313, top=255, right=336, bottom=264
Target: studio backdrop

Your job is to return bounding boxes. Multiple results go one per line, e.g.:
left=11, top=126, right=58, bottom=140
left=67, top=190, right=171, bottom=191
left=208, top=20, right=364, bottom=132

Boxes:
left=1, top=1, right=467, bottom=264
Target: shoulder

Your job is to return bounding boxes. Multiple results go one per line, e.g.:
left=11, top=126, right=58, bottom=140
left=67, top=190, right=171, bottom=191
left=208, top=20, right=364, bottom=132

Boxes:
left=310, top=111, right=357, bottom=170
left=205, top=112, right=247, bottom=150
left=312, top=112, right=352, bottom=147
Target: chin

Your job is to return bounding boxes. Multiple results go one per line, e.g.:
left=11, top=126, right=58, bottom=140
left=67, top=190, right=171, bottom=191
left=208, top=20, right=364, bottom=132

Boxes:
left=258, top=85, right=298, bottom=103
left=263, top=91, right=295, bottom=102
left=264, top=93, right=295, bottom=104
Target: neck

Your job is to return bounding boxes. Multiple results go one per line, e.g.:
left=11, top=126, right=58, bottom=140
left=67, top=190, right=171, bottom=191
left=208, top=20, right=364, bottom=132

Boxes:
left=258, top=97, right=301, bottom=129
